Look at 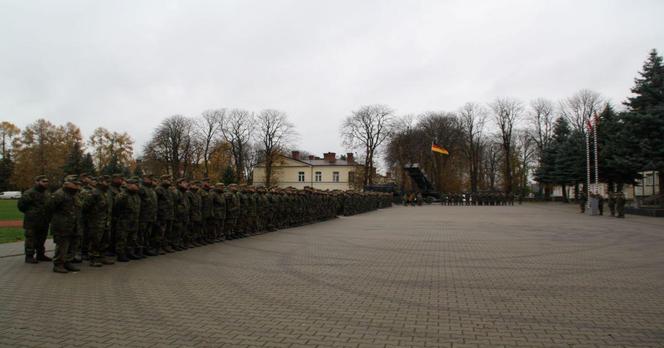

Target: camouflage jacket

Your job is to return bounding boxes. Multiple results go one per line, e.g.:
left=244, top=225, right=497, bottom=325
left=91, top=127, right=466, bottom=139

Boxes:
left=17, top=185, right=51, bottom=229
left=187, top=189, right=202, bottom=223
left=48, top=188, right=79, bottom=236
left=81, top=187, right=113, bottom=231
left=155, top=185, right=175, bottom=221
left=115, top=189, right=141, bottom=232
left=138, top=184, right=158, bottom=223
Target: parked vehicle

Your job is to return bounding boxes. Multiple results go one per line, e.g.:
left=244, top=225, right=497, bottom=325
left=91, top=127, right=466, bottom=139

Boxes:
left=0, top=191, right=22, bottom=199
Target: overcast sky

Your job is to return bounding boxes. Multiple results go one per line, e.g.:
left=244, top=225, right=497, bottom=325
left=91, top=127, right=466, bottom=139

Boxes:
left=1, top=0, right=663, bottom=158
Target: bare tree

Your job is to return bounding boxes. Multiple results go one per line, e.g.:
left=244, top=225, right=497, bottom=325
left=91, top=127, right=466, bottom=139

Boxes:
left=459, top=102, right=487, bottom=193
left=559, top=89, right=603, bottom=134
left=490, top=97, right=523, bottom=195
left=221, top=109, right=254, bottom=182
left=481, top=138, right=501, bottom=191
left=528, top=98, right=556, bottom=155
left=195, top=109, right=225, bottom=177
left=515, top=129, right=536, bottom=195
left=144, top=115, right=194, bottom=177
left=256, top=109, right=296, bottom=187
left=341, top=104, right=395, bottom=186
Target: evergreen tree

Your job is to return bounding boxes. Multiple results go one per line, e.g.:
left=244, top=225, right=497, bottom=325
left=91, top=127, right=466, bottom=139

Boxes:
left=81, top=153, right=96, bottom=176
left=622, top=49, right=664, bottom=194
left=101, top=153, right=122, bottom=175
left=0, top=154, right=14, bottom=191
left=62, top=141, right=84, bottom=175
left=624, top=49, right=664, bottom=113
left=222, top=165, right=235, bottom=185
left=133, top=162, right=144, bottom=177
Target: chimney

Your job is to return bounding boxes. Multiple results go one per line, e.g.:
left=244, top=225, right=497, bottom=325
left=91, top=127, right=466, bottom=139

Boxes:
left=308, top=155, right=315, bottom=160
left=323, top=152, right=336, bottom=163
left=291, top=151, right=300, bottom=159
left=346, top=153, right=354, bottom=163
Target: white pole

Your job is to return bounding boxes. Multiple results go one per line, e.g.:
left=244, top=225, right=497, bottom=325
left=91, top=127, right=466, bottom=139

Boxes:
left=586, top=127, right=591, bottom=209
left=593, top=115, right=599, bottom=195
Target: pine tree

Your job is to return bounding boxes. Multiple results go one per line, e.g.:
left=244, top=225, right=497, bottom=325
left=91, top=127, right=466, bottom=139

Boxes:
left=222, top=165, right=235, bottom=185
left=624, top=49, right=664, bottom=113
left=622, top=49, right=664, bottom=194
left=81, top=153, right=96, bottom=176
left=101, top=153, right=122, bottom=175
left=62, top=141, right=84, bottom=175
left=0, top=154, right=14, bottom=191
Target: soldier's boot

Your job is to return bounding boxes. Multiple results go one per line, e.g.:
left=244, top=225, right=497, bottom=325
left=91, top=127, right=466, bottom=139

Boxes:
left=89, top=258, right=103, bottom=267
left=101, top=257, right=115, bottom=265
left=64, top=263, right=80, bottom=272
left=116, top=253, right=130, bottom=262
left=145, top=248, right=158, bottom=257
left=127, top=248, right=140, bottom=260
left=164, top=245, right=175, bottom=253
left=53, top=264, right=68, bottom=273
left=72, top=253, right=83, bottom=263
left=137, top=247, right=146, bottom=259
left=36, top=253, right=52, bottom=262
left=25, top=255, right=38, bottom=264
left=81, top=252, right=90, bottom=261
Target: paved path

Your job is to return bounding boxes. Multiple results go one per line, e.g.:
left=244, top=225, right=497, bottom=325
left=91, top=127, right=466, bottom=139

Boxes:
left=1, top=203, right=663, bottom=347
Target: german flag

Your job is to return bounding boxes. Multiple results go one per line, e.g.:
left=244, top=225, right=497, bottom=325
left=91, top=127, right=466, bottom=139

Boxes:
left=431, top=143, right=449, bottom=155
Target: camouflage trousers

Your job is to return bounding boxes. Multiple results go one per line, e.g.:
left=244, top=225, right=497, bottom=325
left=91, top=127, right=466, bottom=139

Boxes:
left=53, top=230, right=79, bottom=266
left=138, top=221, right=155, bottom=251
left=189, top=221, right=202, bottom=245
left=23, top=224, right=49, bottom=257
left=87, top=226, right=109, bottom=260
left=172, top=221, right=189, bottom=248
left=156, top=220, right=172, bottom=250
left=224, top=217, right=237, bottom=239
left=116, top=227, right=137, bottom=255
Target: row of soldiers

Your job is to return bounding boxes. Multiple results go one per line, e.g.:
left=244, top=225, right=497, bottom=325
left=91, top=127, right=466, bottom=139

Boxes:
left=17, top=174, right=392, bottom=273
left=441, top=192, right=517, bottom=206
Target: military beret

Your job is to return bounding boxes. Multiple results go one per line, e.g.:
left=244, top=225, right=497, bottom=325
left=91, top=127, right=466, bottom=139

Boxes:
left=126, top=178, right=139, bottom=184
left=176, top=178, right=188, bottom=184
left=215, top=183, right=225, bottom=187
left=98, top=175, right=111, bottom=181
left=191, top=180, right=201, bottom=185
left=34, top=175, right=48, bottom=181
left=160, top=174, right=171, bottom=180
left=201, top=177, right=210, bottom=182
left=143, top=174, right=154, bottom=179
left=112, top=173, right=124, bottom=179
left=79, top=172, right=90, bottom=179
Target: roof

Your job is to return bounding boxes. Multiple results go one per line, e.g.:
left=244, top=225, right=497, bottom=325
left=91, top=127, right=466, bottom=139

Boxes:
left=254, top=155, right=357, bottom=168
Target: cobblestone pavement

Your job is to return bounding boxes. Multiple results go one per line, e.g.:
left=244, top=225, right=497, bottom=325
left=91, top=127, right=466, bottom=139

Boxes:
left=1, top=203, right=663, bottom=348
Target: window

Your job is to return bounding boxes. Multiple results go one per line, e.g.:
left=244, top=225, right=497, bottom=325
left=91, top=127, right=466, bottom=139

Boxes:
left=298, top=171, right=305, bottom=182
left=332, top=171, right=339, bottom=182
left=315, top=171, right=322, bottom=182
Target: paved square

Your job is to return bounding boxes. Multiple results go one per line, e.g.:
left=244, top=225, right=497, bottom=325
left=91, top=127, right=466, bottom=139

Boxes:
left=1, top=203, right=663, bottom=347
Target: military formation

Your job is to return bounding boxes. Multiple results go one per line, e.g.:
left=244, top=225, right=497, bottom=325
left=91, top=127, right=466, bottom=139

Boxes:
left=17, top=174, right=392, bottom=273
left=440, top=192, right=516, bottom=206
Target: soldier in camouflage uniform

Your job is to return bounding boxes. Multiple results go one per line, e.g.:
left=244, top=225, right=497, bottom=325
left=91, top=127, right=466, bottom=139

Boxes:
left=74, top=172, right=95, bottom=262
left=17, top=175, right=52, bottom=264
left=107, top=173, right=125, bottom=256
left=81, top=175, right=114, bottom=267
left=172, top=178, right=190, bottom=250
left=608, top=192, right=616, bottom=217
left=212, top=183, right=227, bottom=242
left=199, top=179, right=213, bottom=244
left=48, top=175, right=82, bottom=273
left=138, top=174, right=159, bottom=256
left=187, top=180, right=203, bottom=247
left=114, top=177, right=141, bottom=262
left=156, top=175, right=175, bottom=254
left=225, top=184, right=240, bottom=239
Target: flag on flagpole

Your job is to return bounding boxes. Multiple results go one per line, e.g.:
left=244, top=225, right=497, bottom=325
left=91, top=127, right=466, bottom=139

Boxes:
left=431, top=143, right=449, bottom=155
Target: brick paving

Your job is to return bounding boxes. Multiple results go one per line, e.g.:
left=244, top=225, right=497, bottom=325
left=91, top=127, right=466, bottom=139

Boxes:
left=1, top=203, right=663, bottom=347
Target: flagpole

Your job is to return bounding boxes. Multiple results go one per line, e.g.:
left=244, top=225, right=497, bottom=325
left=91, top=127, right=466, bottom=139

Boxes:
left=593, top=114, right=599, bottom=195
left=586, top=125, right=591, bottom=210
